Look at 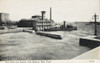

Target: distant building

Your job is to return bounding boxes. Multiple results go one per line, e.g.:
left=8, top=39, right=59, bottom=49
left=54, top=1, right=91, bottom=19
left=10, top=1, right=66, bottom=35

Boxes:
left=32, top=15, right=42, bottom=19
left=18, top=10, right=54, bottom=31
left=18, top=19, right=35, bottom=27
left=18, top=15, right=54, bottom=31
left=0, top=13, right=9, bottom=26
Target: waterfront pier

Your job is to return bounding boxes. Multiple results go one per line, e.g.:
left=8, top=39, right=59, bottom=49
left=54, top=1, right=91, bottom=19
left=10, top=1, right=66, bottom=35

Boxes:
left=35, top=31, right=62, bottom=39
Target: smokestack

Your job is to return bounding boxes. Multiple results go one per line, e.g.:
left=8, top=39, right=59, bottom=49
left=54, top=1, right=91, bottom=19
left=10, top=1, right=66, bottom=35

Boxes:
left=41, top=11, right=46, bottom=20
left=63, top=21, right=66, bottom=28
left=50, top=7, right=52, bottom=20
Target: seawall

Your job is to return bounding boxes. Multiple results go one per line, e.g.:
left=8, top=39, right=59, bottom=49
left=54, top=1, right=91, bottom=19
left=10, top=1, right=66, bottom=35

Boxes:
left=79, top=36, right=100, bottom=48
left=72, top=36, right=100, bottom=59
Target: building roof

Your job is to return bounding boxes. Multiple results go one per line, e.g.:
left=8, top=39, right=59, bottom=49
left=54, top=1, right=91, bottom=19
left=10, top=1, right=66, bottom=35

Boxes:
left=32, top=15, right=41, bottom=18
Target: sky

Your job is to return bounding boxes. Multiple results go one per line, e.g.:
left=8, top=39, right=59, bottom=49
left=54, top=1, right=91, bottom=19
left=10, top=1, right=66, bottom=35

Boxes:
left=0, top=0, right=99, bottom=22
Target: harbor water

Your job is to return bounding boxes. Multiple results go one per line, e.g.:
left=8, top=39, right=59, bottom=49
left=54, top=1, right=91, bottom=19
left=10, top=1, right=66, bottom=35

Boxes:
left=0, top=31, right=91, bottom=60
left=0, top=22, right=100, bottom=60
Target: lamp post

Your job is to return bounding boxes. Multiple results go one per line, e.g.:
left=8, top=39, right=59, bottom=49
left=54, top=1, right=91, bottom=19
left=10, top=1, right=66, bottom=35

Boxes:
left=94, top=14, right=97, bottom=36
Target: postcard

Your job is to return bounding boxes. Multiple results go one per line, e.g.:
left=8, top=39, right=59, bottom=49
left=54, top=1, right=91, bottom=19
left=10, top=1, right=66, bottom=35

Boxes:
left=0, top=0, right=100, bottom=63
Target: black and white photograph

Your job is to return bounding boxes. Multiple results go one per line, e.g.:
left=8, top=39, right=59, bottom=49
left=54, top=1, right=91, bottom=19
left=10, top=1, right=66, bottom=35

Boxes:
left=0, top=0, right=100, bottom=61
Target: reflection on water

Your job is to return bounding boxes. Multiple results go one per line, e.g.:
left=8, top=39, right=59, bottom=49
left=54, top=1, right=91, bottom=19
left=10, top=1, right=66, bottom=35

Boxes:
left=0, top=30, right=91, bottom=60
